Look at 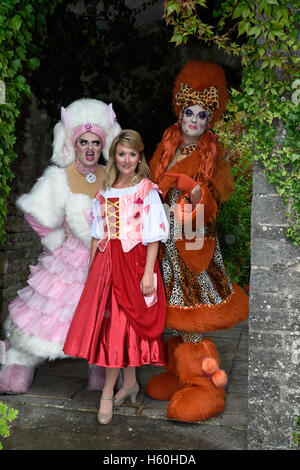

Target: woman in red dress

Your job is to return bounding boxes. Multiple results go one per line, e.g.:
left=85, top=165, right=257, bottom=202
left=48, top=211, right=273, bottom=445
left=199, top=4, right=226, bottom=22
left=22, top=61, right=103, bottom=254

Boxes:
left=63, top=129, right=169, bottom=424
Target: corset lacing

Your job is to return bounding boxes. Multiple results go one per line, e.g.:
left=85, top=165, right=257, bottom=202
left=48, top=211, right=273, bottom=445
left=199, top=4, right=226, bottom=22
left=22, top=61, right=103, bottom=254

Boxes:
left=106, top=198, right=120, bottom=239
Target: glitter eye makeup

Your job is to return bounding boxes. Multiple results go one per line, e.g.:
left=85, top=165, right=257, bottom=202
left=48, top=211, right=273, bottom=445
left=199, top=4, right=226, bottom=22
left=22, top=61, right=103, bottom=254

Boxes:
left=197, top=111, right=207, bottom=120
left=184, top=109, right=207, bottom=120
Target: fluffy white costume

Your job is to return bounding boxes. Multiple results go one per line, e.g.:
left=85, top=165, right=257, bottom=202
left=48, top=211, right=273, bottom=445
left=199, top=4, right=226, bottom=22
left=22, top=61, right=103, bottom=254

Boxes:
left=0, top=99, right=121, bottom=393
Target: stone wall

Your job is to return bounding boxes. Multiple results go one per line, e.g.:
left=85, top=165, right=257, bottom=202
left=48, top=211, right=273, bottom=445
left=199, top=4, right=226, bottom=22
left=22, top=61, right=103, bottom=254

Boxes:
left=248, top=161, right=300, bottom=450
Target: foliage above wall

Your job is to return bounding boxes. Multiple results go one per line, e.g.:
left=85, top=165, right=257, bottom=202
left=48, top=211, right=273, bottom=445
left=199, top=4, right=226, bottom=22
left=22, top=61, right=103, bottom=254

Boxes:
left=0, top=0, right=63, bottom=245
left=164, top=0, right=300, bottom=245
left=214, top=94, right=253, bottom=287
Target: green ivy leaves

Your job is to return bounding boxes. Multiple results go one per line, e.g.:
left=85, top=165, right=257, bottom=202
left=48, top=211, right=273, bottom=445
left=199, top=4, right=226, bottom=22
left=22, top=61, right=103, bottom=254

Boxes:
left=214, top=97, right=253, bottom=286
left=239, top=64, right=300, bottom=244
left=0, top=401, right=18, bottom=450
left=9, top=14, right=22, bottom=31
left=27, top=57, right=40, bottom=70
left=0, top=0, right=63, bottom=245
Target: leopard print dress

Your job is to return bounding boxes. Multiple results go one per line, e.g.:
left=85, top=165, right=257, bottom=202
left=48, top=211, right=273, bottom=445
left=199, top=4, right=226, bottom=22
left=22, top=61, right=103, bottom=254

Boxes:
left=162, top=187, right=233, bottom=343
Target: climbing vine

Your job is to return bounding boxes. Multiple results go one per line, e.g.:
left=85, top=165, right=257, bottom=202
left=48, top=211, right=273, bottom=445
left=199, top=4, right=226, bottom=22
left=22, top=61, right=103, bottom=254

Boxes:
left=214, top=93, right=253, bottom=287
left=0, top=0, right=63, bottom=246
left=164, top=0, right=300, bottom=245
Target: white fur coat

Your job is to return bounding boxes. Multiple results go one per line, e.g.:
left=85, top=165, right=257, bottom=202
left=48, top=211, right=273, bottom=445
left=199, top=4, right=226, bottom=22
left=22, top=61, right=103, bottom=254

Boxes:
left=17, top=165, right=93, bottom=249
left=2, top=165, right=94, bottom=364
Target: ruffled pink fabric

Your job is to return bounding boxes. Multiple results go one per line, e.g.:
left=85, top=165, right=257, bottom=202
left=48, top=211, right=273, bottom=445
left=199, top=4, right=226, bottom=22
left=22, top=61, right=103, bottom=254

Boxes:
left=9, top=225, right=90, bottom=346
left=25, top=213, right=51, bottom=237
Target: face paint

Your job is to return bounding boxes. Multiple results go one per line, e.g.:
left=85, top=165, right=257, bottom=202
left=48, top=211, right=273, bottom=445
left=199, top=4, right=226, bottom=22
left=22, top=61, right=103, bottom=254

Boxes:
left=181, top=104, right=208, bottom=142
left=75, top=131, right=103, bottom=168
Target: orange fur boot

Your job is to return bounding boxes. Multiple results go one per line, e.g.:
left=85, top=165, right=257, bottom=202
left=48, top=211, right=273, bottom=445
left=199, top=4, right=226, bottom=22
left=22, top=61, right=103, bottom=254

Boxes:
left=167, top=338, right=226, bottom=422
left=146, top=336, right=227, bottom=422
left=145, top=336, right=183, bottom=400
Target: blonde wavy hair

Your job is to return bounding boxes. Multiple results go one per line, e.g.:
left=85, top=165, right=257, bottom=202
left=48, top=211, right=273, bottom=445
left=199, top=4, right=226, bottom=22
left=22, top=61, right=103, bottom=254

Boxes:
left=104, top=129, right=149, bottom=189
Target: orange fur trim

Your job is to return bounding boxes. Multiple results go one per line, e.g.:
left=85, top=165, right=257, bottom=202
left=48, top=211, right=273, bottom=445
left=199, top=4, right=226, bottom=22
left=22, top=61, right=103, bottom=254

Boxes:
left=175, top=340, right=227, bottom=390
left=167, top=338, right=226, bottom=421
left=167, top=382, right=225, bottom=422
left=145, top=372, right=181, bottom=401
left=166, top=283, right=249, bottom=332
left=145, top=336, right=183, bottom=401
left=211, top=155, right=234, bottom=203
left=146, top=336, right=228, bottom=420
left=165, top=335, right=182, bottom=374
left=175, top=338, right=220, bottom=384
left=156, top=147, right=200, bottom=196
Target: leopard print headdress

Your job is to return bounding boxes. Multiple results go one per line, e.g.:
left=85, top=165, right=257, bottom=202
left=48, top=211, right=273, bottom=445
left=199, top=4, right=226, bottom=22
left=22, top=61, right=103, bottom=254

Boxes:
left=174, top=83, right=219, bottom=127
left=172, top=61, right=228, bottom=127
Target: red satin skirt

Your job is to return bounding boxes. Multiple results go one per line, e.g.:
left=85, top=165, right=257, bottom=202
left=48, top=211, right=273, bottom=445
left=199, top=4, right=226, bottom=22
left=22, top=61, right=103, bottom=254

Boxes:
left=63, top=240, right=166, bottom=368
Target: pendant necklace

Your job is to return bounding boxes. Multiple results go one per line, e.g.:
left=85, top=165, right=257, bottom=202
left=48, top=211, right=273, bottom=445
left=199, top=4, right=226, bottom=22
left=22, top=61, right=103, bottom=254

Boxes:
left=75, top=159, right=98, bottom=184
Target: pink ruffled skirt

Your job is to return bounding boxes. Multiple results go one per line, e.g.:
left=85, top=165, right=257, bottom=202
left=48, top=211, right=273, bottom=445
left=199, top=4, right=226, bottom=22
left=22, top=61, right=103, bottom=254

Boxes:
left=9, top=230, right=90, bottom=346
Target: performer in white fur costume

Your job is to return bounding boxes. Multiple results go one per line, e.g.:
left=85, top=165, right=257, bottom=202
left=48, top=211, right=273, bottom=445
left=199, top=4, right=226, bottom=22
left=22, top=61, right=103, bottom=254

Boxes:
left=0, top=98, right=122, bottom=394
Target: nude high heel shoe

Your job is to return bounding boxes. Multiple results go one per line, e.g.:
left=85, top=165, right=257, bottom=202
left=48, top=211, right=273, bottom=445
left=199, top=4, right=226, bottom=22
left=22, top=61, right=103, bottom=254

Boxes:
left=114, top=382, right=139, bottom=406
left=97, top=395, right=114, bottom=425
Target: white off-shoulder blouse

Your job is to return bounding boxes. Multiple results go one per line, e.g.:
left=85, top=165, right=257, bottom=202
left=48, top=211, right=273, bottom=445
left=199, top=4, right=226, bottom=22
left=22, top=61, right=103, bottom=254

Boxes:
left=90, top=182, right=169, bottom=245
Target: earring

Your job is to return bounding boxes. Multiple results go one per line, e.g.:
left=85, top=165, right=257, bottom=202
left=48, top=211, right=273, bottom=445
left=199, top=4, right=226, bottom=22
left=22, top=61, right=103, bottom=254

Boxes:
left=138, top=160, right=141, bottom=163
